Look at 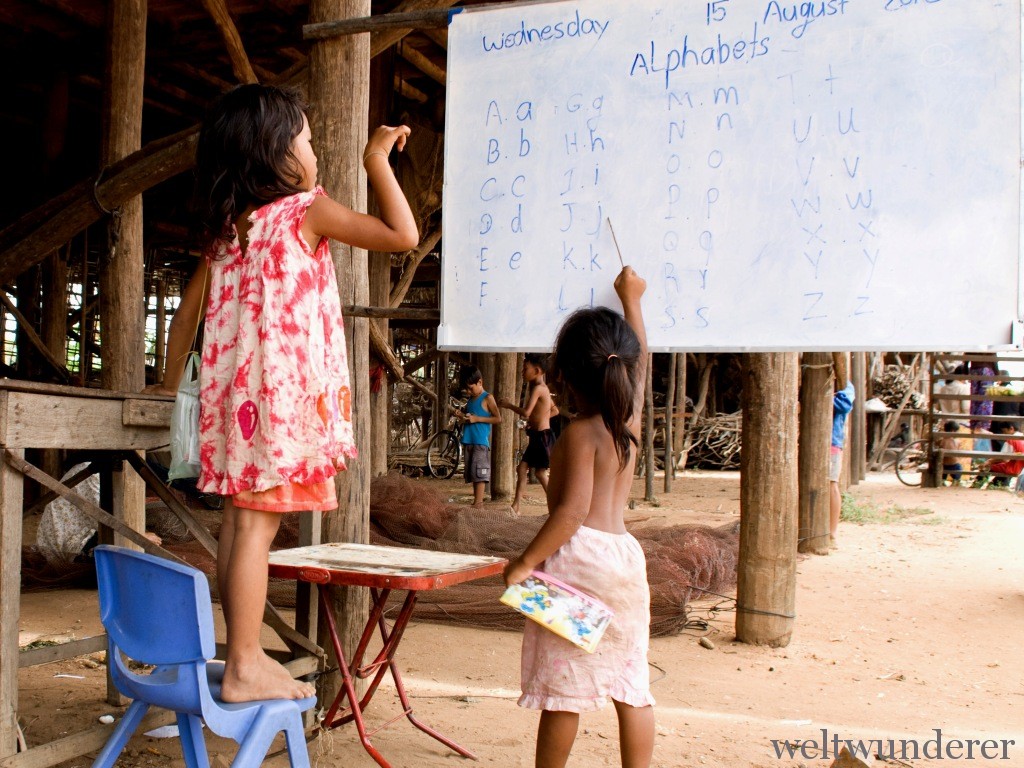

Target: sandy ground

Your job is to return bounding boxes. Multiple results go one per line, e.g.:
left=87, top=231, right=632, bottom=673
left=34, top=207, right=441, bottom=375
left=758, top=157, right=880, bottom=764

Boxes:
left=15, top=469, right=1024, bottom=768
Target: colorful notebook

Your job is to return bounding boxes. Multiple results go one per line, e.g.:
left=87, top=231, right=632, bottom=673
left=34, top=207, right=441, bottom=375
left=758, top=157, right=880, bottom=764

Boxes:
left=500, top=571, right=614, bottom=653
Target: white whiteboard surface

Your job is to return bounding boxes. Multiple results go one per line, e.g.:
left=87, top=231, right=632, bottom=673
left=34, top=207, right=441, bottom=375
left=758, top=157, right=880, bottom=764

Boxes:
left=439, top=0, right=1021, bottom=352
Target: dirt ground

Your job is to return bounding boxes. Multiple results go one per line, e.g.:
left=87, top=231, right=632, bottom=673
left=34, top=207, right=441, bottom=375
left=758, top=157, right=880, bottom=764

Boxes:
left=15, top=469, right=1024, bottom=768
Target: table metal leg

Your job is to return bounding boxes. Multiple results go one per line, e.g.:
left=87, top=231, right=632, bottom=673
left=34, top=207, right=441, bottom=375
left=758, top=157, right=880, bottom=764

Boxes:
left=316, top=585, right=477, bottom=765
left=318, top=585, right=392, bottom=768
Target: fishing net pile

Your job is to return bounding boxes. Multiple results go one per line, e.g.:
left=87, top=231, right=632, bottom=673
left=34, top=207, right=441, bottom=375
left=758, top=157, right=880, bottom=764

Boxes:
left=24, top=472, right=739, bottom=639
left=297, top=473, right=740, bottom=638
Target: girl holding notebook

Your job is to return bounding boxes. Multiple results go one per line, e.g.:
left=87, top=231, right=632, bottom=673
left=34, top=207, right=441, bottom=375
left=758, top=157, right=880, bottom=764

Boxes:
left=504, top=266, right=655, bottom=768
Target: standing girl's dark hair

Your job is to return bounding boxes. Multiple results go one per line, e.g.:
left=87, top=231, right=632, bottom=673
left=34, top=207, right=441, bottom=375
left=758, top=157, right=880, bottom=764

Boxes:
left=194, top=84, right=309, bottom=246
left=549, top=307, right=642, bottom=469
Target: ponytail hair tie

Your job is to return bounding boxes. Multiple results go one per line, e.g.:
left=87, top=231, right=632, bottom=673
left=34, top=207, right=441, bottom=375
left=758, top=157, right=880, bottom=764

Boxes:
left=606, top=354, right=619, bottom=362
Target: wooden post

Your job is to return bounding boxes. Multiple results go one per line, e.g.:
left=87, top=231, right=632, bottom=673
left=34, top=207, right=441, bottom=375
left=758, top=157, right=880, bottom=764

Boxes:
left=79, top=239, right=90, bottom=385
left=42, top=250, right=69, bottom=480
left=478, top=354, right=495, bottom=399
left=736, top=353, right=798, bottom=647
left=664, top=352, right=676, bottom=492
left=101, top=0, right=147, bottom=550
left=477, top=353, right=495, bottom=481
left=154, top=277, right=167, bottom=382
left=674, top=353, right=687, bottom=465
left=438, top=353, right=450, bottom=424
left=0, top=444, right=24, bottom=758
left=643, top=353, right=655, bottom=500
left=41, top=250, right=68, bottom=369
left=851, top=352, right=866, bottom=482
left=798, top=352, right=832, bottom=555
left=491, top=352, right=517, bottom=500
left=368, top=50, right=392, bottom=479
left=15, top=268, right=41, bottom=379
left=309, top=0, right=371, bottom=702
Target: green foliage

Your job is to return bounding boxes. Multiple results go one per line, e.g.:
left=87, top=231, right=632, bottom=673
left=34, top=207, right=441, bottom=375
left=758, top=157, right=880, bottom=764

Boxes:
left=840, top=493, right=942, bottom=525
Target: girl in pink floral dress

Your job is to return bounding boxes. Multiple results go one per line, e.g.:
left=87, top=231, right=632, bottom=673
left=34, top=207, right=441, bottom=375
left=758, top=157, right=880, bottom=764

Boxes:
left=156, top=85, right=417, bottom=702
left=504, top=267, right=655, bottom=768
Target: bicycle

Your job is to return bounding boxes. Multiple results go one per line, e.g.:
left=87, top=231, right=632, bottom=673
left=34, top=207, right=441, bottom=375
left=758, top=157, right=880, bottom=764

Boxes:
left=894, top=438, right=930, bottom=487
left=426, top=413, right=464, bottom=479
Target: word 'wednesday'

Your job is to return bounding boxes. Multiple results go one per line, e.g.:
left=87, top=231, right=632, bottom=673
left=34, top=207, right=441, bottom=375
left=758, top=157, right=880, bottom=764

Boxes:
left=480, top=9, right=610, bottom=52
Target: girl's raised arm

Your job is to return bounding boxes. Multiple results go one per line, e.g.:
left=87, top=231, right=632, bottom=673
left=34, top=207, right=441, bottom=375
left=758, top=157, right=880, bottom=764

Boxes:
left=304, top=125, right=419, bottom=253
left=614, top=266, right=648, bottom=441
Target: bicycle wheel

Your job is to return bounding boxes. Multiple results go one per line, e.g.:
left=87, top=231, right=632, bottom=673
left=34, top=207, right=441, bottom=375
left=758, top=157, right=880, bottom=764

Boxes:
left=427, top=430, right=461, bottom=479
left=895, top=439, right=929, bottom=487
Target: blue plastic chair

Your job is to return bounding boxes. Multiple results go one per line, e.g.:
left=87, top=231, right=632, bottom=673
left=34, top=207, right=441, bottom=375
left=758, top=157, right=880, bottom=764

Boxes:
left=92, top=545, right=316, bottom=768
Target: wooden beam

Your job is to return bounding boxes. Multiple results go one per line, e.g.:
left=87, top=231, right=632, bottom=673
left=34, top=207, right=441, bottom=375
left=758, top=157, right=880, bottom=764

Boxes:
left=200, top=0, right=258, bottom=83
left=399, top=42, right=445, bottom=85
left=18, top=636, right=107, bottom=669
left=422, top=26, right=448, bottom=50
left=401, top=346, right=440, bottom=377
left=389, top=228, right=441, bottom=307
left=368, top=320, right=405, bottom=380
left=343, top=305, right=438, bottom=320
left=305, top=7, right=453, bottom=38
left=403, top=373, right=437, bottom=402
left=172, top=61, right=234, bottom=91
left=306, top=1, right=547, bottom=40
left=394, top=75, right=428, bottom=103
left=334, top=0, right=461, bottom=55
left=0, top=710, right=176, bottom=768
left=6, top=451, right=180, bottom=559
left=0, top=291, right=71, bottom=381
left=0, top=126, right=199, bottom=287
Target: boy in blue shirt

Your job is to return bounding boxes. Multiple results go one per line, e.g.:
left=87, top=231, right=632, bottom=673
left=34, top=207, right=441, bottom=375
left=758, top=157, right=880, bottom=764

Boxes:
left=458, top=366, right=502, bottom=508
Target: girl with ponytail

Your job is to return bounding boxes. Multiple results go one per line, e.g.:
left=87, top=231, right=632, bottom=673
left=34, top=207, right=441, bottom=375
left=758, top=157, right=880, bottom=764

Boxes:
left=504, top=266, right=655, bottom=768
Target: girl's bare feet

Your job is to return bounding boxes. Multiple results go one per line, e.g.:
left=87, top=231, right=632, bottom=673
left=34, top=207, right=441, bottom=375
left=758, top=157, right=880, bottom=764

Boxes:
left=220, top=652, right=315, bottom=702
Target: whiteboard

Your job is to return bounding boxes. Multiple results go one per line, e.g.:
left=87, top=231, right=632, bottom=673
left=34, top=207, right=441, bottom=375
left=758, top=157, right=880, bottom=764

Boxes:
left=439, top=0, right=1021, bottom=352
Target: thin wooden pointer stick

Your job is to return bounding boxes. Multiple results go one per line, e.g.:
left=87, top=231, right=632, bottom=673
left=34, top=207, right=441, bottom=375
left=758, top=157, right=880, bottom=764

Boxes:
left=606, top=217, right=626, bottom=268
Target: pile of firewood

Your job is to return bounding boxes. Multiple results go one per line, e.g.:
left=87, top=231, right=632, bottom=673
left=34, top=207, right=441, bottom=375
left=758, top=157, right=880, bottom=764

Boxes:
left=871, top=365, right=926, bottom=410
left=685, top=411, right=742, bottom=470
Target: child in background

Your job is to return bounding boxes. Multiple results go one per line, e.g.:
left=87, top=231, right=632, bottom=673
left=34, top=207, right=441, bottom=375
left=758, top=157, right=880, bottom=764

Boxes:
left=149, top=84, right=418, bottom=702
left=829, top=374, right=855, bottom=549
left=458, top=366, right=501, bottom=508
left=984, top=422, right=1024, bottom=487
left=498, top=353, right=558, bottom=514
left=504, top=266, right=655, bottom=768
left=936, top=420, right=963, bottom=485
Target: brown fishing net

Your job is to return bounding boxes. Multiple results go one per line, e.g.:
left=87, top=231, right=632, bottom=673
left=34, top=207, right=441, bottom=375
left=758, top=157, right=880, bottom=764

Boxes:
left=23, top=473, right=739, bottom=639
left=275, top=473, right=739, bottom=638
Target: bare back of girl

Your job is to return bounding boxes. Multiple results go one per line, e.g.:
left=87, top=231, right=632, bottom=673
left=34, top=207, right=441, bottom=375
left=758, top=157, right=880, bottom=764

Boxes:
left=546, top=414, right=637, bottom=535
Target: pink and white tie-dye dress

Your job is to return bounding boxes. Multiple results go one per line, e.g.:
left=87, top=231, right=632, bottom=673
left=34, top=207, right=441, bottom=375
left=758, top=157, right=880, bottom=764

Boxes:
left=197, top=187, right=357, bottom=504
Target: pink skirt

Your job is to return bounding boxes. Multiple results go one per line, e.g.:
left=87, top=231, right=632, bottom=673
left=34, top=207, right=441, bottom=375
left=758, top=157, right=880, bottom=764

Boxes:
left=519, top=525, right=655, bottom=713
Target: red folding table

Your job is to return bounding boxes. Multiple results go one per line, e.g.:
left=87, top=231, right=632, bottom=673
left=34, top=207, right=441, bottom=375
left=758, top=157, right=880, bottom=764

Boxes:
left=267, top=542, right=507, bottom=768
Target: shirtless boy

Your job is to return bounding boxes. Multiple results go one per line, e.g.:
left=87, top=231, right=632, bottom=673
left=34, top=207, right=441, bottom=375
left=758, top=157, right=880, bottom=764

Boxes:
left=499, top=354, right=558, bottom=514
